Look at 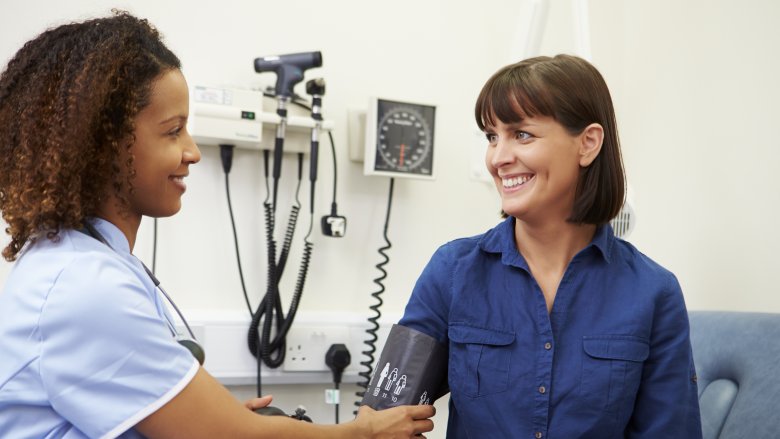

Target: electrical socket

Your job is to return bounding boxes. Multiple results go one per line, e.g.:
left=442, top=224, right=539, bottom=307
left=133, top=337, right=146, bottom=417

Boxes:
left=283, top=326, right=351, bottom=372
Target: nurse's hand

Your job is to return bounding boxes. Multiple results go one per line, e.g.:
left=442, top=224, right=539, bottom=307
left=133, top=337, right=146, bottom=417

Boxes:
left=353, top=404, right=435, bottom=438
left=244, top=395, right=273, bottom=411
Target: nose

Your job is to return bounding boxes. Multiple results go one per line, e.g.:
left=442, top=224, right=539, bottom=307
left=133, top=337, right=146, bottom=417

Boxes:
left=488, top=135, right=514, bottom=169
left=183, top=131, right=201, bottom=165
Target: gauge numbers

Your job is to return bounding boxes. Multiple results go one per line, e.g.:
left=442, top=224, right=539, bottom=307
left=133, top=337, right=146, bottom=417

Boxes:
left=365, top=98, right=436, bottom=179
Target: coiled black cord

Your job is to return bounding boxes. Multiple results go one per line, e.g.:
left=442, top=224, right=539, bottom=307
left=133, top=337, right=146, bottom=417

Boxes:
left=355, top=178, right=395, bottom=410
left=276, top=158, right=303, bottom=276
left=248, top=153, right=313, bottom=395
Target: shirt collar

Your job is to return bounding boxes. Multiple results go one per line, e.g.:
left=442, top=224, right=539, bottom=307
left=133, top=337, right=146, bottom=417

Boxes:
left=478, top=216, right=528, bottom=269
left=86, top=217, right=131, bottom=254
left=478, top=216, right=615, bottom=266
left=589, top=222, right=614, bottom=263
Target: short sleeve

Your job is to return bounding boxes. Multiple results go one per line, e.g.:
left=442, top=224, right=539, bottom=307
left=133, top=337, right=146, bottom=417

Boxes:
left=39, top=253, right=198, bottom=439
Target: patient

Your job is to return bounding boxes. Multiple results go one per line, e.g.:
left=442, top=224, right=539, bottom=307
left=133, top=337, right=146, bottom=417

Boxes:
left=399, top=54, right=702, bottom=438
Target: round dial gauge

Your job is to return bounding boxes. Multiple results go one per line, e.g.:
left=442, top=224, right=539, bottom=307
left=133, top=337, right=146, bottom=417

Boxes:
left=372, top=99, right=435, bottom=177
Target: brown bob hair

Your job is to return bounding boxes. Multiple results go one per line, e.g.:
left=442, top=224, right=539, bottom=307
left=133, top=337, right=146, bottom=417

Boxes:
left=475, top=54, right=625, bottom=225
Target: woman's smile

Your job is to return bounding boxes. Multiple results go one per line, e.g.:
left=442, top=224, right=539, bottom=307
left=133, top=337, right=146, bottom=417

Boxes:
left=169, top=174, right=188, bottom=192
left=501, top=173, right=535, bottom=192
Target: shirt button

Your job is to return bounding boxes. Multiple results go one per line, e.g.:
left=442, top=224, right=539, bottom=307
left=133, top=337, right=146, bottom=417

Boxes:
left=535, top=432, right=543, bottom=438
left=538, top=386, right=546, bottom=394
left=544, top=342, right=552, bottom=350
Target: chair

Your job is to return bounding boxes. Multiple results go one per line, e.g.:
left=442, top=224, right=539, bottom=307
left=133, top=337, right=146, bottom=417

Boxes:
left=689, top=311, right=780, bottom=439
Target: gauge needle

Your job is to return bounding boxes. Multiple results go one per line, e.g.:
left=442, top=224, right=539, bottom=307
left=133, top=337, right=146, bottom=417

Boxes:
left=399, top=143, right=406, bottom=166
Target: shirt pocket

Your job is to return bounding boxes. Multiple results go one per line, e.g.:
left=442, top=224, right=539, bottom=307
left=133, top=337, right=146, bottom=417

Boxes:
left=581, top=335, right=649, bottom=419
left=448, top=323, right=515, bottom=398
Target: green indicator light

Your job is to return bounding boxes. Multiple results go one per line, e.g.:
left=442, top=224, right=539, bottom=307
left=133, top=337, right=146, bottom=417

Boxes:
left=241, top=111, right=256, bottom=120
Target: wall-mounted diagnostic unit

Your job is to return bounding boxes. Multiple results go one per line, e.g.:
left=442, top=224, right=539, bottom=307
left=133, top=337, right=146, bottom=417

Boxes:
left=363, top=98, right=436, bottom=179
left=189, top=85, right=334, bottom=152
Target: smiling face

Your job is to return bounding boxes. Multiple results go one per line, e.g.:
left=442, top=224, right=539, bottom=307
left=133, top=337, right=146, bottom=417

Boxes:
left=126, top=68, right=200, bottom=219
left=99, top=68, right=201, bottom=237
left=484, top=115, right=600, bottom=224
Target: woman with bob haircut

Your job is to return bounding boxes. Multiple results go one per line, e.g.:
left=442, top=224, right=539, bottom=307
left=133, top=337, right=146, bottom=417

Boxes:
left=398, top=55, right=702, bottom=438
left=0, top=11, right=434, bottom=439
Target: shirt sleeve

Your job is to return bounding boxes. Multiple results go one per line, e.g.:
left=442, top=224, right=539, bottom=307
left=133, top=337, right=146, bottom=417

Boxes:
left=38, top=253, right=198, bottom=439
left=625, top=274, right=703, bottom=438
left=398, top=244, right=454, bottom=344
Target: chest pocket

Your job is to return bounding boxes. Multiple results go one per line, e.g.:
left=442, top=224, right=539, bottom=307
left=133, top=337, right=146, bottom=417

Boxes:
left=581, top=335, right=649, bottom=420
left=449, top=323, right=515, bottom=398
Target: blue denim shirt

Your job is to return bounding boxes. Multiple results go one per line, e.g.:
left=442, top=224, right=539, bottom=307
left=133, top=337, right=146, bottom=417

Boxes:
left=399, top=217, right=702, bottom=439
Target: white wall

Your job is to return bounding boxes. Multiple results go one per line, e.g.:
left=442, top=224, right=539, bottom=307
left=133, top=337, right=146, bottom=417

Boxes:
left=586, top=0, right=780, bottom=312
left=2, top=0, right=780, bottom=436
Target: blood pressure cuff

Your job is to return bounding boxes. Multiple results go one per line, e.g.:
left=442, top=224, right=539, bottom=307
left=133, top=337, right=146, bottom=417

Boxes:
left=361, top=324, right=448, bottom=410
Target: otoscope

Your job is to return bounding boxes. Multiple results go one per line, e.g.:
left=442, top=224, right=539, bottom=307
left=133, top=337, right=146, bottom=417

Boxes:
left=254, top=51, right=322, bottom=212
left=250, top=52, right=321, bottom=422
left=305, top=77, right=325, bottom=214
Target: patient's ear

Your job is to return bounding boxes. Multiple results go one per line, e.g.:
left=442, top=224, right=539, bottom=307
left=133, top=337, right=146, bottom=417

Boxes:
left=579, top=123, right=603, bottom=167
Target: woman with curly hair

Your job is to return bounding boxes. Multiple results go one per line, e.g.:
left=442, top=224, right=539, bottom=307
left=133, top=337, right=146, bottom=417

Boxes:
left=0, top=11, right=434, bottom=439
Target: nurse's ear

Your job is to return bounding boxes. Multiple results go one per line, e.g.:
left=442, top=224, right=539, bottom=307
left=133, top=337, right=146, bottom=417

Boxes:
left=578, top=123, right=603, bottom=167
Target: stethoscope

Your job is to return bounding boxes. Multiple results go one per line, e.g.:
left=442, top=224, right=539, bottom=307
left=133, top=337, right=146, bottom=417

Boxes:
left=82, top=221, right=205, bottom=365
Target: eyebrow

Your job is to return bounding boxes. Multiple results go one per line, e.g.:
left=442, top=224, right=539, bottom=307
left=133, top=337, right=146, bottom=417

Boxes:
left=159, top=115, right=187, bottom=125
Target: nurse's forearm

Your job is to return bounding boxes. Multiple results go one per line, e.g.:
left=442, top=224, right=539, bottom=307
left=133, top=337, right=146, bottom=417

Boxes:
left=135, top=367, right=434, bottom=439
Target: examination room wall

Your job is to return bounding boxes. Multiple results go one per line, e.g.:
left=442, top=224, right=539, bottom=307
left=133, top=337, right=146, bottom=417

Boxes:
left=1, top=0, right=780, bottom=435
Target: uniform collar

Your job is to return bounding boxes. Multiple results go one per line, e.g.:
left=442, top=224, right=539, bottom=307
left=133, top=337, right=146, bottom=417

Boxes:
left=478, top=216, right=614, bottom=267
left=85, top=217, right=131, bottom=254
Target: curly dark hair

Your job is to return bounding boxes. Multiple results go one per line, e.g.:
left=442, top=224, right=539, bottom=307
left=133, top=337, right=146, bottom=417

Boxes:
left=0, top=11, right=181, bottom=261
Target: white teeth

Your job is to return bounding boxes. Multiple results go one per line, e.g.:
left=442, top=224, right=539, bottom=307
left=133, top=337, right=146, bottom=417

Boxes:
left=502, top=175, right=532, bottom=188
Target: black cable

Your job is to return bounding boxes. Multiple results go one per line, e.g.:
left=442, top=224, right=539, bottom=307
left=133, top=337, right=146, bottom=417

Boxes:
left=326, top=343, right=351, bottom=424
left=152, top=218, right=158, bottom=274
left=276, top=155, right=303, bottom=277
left=335, top=382, right=340, bottom=424
left=248, top=148, right=313, bottom=396
left=242, top=91, right=324, bottom=396
left=276, top=92, right=339, bottom=217
left=219, top=144, right=253, bottom=317
left=328, top=131, right=338, bottom=205
left=354, top=178, right=395, bottom=412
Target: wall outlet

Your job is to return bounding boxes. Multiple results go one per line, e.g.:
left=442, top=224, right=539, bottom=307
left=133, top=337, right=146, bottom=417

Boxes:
left=283, top=326, right=351, bottom=372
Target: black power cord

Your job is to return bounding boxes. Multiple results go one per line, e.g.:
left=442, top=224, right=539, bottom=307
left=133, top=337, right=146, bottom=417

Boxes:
left=219, top=144, right=310, bottom=397
left=218, top=89, right=339, bottom=399
left=326, top=343, right=351, bottom=424
left=321, top=131, right=346, bottom=237
left=265, top=90, right=346, bottom=238
left=354, top=178, right=395, bottom=413
left=219, top=144, right=253, bottom=316
left=248, top=152, right=311, bottom=396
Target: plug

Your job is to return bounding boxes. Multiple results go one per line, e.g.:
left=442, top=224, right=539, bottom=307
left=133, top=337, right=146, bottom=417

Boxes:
left=219, top=144, right=235, bottom=174
left=321, top=203, right=347, bottom=237
left=321, top=215, right=347, bottom=237
left=325, top=343, right=351, bottom=386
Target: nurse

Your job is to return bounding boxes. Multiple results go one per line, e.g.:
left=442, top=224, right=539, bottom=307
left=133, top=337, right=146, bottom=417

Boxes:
left=399, top=55, right=702, bottom=438
left=0, top=11, right=434, bottom=439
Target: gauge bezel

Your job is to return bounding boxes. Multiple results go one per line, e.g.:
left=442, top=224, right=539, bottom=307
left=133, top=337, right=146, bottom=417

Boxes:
left=364, top=97, right=436, bottom=180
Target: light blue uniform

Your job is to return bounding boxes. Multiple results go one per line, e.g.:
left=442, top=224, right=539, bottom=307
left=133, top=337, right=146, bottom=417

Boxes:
left=0, top=218, right=199, bottom=438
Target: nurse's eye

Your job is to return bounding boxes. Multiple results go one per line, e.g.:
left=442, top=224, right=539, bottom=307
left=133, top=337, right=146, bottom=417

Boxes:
left=167, top=126, right=182, bottom=137
left=485, top=132, right=498, bottom=145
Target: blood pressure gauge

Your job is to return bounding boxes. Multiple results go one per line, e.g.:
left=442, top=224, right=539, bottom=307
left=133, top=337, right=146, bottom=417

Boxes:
left=364, top=98, right=436, bottom=179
